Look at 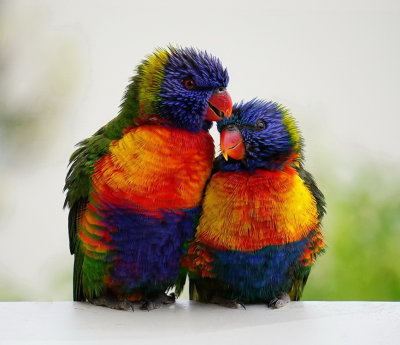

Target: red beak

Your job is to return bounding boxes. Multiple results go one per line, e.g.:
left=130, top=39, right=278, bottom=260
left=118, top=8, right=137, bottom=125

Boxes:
left=204, top=90, right=233, bottom=121
left=220, top=129, right=245, bottom=160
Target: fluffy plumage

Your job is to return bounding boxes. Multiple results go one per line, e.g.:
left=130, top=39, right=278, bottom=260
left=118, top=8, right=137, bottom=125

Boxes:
left=186, top=99, right=325, bottom=307
left=64, top=47, right=231, bottom=308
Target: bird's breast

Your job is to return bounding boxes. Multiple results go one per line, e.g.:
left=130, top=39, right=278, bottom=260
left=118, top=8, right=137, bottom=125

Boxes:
left=196, top=167, right=319, bottom=251
left=91, top=125, right=215, bottom=213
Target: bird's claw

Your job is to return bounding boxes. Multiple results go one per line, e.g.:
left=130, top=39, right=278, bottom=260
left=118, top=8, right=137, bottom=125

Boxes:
left=139, top=292, right=176, bottom=311
left=267, top=293, right=291, bottom=309
left=237, top=301, right=246, bottom=309
left=210, top=296, right=245, bottom=309
left=88, top=297, right=135, bottom=311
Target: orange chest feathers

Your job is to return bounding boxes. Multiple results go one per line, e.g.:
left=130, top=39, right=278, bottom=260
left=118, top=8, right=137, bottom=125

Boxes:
left=92, top=125, right=215, bottom=211
left=196, top=167, right=319, bottom=251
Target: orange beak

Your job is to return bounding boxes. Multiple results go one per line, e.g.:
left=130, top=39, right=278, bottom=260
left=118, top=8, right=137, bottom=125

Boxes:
left=205, top=90, right=233, bottom=121
left=220, top=129, right=245, bottom=161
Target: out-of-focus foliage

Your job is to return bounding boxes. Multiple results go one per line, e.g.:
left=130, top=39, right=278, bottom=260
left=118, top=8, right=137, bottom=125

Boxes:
left=303, top=165, right=400, bottom=301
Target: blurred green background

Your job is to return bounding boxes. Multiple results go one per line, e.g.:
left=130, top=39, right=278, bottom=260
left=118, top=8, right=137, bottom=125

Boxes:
left=303, top=165, right=400, bottom=301
left=1, top=0, right=399, bottom=302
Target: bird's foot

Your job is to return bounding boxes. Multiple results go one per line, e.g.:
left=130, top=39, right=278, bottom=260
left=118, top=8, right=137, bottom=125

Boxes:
left=267, top=293, right=291, bottom=309
left=88, top=297, right=135, bottom=311
left=140, top=292, right=176, bottom=311
left=210, top=296, right=246, bottom=309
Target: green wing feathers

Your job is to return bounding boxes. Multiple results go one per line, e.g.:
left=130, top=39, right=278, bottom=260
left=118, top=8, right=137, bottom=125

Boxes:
left=289, top=265, right=312, bottom=301
left=64, top=128, right=113, bottom=301
left=289, top=164, right=326, bottom=301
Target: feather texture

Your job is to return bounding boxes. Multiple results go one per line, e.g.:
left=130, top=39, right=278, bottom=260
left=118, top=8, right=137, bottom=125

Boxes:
left=186, top=99, right=326, bottom=305
left=75, top=126, right=214, bottom=300
left=64, top=47, right=230, bottom=303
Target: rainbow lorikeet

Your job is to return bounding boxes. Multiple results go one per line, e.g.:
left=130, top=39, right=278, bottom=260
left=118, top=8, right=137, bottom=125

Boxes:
left=64, top=47, right=232, bottom=310
left=185, top=99, right=325, bottom=308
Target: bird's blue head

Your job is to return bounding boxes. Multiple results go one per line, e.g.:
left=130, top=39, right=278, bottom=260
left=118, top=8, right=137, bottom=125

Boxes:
left=133, top=47, right=232, bottom=133
left=216, top=99, right=303, bottom=172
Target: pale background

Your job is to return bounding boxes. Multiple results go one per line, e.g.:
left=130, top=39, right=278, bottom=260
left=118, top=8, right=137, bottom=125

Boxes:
left=1, top=0, right=399, bottom=301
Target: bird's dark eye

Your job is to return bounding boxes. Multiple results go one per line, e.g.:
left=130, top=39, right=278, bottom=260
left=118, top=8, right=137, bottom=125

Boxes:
left=183, top=78, right=197, bottom=90
left=255, top=119, right=267, bottom=131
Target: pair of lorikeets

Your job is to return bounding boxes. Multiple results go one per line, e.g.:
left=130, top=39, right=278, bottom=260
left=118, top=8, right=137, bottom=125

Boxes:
left=64, top=47, right=325, bottom=310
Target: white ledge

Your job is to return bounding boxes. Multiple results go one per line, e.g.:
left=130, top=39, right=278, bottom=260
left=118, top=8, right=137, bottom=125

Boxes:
left=1, top=301, right=399, bottom=344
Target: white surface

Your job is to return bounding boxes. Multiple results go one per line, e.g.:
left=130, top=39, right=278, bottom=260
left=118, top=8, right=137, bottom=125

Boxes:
left=1, top=301, right=399, bottom=345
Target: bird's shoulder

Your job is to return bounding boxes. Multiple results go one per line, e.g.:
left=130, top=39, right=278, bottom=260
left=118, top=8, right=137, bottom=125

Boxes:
left=295, top=164, right=326, bottom=221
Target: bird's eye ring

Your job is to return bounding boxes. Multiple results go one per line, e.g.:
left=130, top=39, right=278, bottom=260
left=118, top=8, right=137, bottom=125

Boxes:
left=255, top=119, right=267, bottom=131
left=183, top=78, right=196, bottom=90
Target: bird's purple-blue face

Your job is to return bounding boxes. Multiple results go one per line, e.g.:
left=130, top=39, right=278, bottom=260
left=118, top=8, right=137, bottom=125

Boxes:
left=216, top=99, right=302, bottom=171
left=158, top=48, right=232, bottom=133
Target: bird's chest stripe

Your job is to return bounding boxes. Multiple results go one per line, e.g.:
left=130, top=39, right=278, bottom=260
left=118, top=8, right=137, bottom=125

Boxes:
left=196, top=167, right=318, bottom=250
left=212, top=236, right=310, bottom=300
left=91, top=125, right=214, bottom=212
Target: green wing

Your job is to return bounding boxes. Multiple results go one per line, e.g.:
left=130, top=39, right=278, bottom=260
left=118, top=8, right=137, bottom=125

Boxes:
left=64, top=128, right=113, bottom=301
left=289, top=164, right=326, bottom=301
left=64, top=128, right=113, bottom=252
